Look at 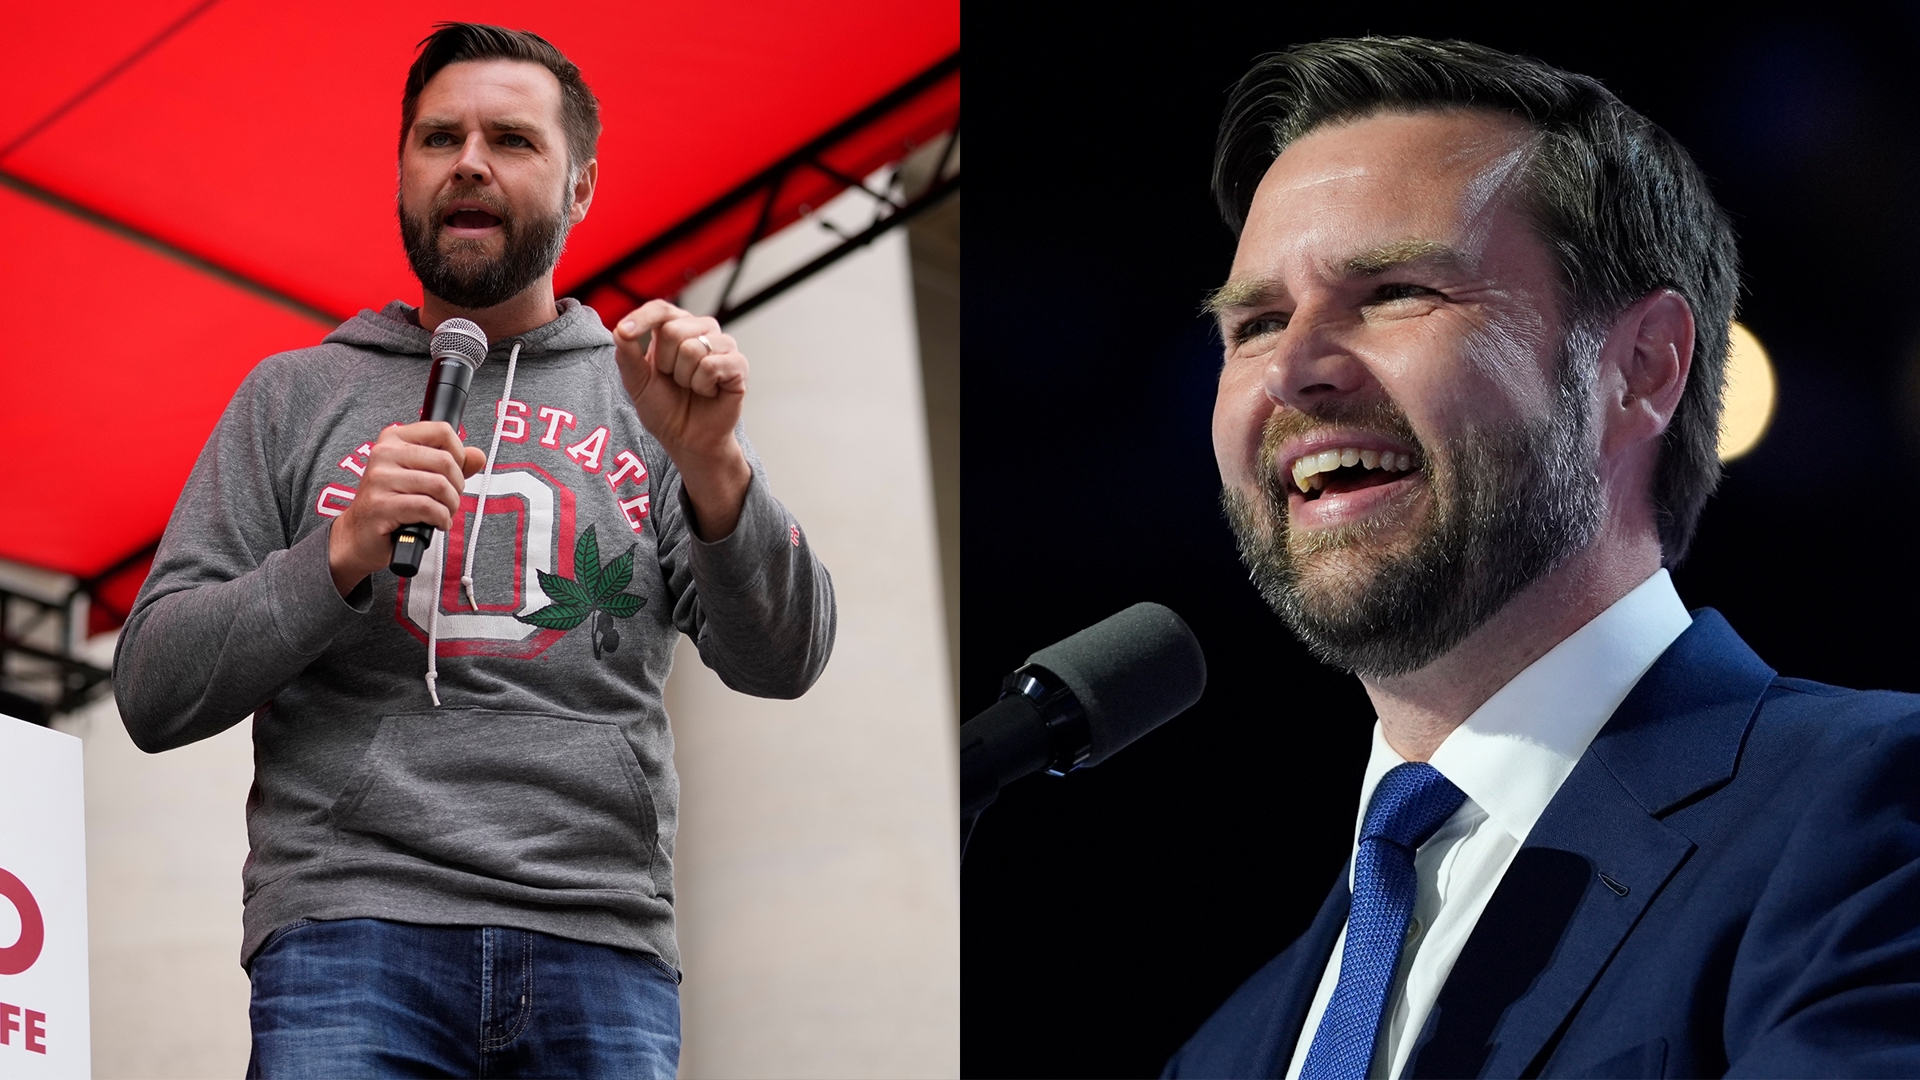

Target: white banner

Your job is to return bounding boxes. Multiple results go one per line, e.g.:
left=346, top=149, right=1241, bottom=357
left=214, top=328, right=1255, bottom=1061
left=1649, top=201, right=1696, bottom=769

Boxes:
left=0, top=713, right=90, bottom=1079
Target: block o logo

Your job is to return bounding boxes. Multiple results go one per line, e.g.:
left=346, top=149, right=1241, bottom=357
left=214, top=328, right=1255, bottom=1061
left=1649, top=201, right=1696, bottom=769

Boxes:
left=0, top=868, right=44, bottom=975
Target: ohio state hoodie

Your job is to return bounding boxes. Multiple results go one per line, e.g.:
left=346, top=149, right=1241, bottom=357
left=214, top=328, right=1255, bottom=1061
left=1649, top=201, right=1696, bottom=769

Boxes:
left=114, top=298, right=836, bottom=971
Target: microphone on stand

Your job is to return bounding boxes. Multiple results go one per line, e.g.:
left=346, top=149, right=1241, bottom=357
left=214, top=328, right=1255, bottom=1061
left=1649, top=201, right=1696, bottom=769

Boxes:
left=961, top=602, right=1206, bottom=854
left=389, top=318, right=488, bottom=578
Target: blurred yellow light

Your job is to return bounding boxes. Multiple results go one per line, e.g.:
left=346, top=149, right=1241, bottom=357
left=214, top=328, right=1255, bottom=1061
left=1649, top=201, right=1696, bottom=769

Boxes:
left=1718, top=322, right=1775, bottom=461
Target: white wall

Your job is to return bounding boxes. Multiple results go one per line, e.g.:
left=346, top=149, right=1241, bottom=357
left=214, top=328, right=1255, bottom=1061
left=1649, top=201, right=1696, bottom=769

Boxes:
left=669, top=226, right=959, bottom=1079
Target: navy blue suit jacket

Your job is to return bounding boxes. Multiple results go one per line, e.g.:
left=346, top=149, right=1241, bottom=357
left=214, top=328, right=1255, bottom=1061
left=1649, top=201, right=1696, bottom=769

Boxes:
left=1165, top=611, right=1920, bottom=1078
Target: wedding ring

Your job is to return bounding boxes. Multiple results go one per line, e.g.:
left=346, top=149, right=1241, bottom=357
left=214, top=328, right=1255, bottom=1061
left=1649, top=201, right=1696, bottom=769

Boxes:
left=697, top=334, right=715, bottom=355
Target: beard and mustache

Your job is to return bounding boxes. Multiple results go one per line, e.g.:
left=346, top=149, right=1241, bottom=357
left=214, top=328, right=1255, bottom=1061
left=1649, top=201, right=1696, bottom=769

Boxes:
left=1223, top=331, right=1606, bottom=679
left=399, top=183, right=571, bottom=311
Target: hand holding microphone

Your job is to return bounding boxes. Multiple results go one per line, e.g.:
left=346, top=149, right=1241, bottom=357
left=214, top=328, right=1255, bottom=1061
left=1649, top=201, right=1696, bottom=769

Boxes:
left=325, top=320, right=490, bottom=596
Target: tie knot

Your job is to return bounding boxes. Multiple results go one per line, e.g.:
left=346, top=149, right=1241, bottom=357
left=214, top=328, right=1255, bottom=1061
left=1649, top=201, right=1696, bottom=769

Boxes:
left=1360, top=762, right=1465, bottom=852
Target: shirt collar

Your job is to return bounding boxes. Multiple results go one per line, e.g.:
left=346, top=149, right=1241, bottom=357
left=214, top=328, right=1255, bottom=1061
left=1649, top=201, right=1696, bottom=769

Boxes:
left=1351, top=568, right=1693, bottom=847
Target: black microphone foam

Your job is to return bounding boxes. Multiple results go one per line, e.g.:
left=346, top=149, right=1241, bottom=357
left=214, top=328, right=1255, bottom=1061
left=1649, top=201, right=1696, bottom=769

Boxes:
left=1025, top=601, right=1207, bottom=767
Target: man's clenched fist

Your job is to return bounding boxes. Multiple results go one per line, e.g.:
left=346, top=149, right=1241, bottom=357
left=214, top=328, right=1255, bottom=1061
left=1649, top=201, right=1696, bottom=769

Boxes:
left=329, top=421, right=486, bottom=597
left=613, top=299, right=752, bottom=540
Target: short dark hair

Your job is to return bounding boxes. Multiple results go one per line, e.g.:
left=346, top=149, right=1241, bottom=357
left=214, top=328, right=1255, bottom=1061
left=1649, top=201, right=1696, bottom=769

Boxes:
left=1215, top=37, right=1739, bottom=564
left=400, top=22, right=602, bottom=173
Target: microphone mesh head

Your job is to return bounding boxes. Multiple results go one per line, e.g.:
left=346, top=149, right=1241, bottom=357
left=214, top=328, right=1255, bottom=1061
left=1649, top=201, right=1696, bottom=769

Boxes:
left=431, top=318, right=488, bottom=370
left=1026, top=602, right=1207, bottom=767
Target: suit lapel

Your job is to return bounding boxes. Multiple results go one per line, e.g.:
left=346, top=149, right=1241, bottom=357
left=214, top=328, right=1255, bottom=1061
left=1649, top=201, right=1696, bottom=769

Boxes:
left=1446, top=761, right=1693, bottom=1077
left=1407, top=610, right=1774, bottom=1079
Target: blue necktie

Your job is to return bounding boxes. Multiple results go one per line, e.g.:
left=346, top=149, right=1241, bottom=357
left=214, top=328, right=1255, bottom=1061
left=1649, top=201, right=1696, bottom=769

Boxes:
left=1300, top=762, right=1466, bottom=1080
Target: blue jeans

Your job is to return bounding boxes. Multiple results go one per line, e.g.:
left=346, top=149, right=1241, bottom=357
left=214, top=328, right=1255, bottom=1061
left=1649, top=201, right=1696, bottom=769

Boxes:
left=246, top=918, right=680, bottom=1078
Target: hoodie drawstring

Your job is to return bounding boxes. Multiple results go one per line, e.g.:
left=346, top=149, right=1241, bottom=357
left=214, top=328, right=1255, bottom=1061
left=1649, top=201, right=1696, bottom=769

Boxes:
left=426, top=339, right=521, bottom=707
left=425, top=534, right=446, bottom=706
left=463, top=340, right=521, bottom=610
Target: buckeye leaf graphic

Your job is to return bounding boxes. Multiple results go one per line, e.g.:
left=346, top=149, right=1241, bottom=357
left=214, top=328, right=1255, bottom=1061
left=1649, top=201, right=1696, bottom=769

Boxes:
left=601, top=593, right=643, bottom=619
left=516, top=524, right=648, bottom=655
left=575, top=523, right=604, bottom=597
left=518, top=572, right=594, bottom=629
left=600, top=545, right=635, bottom=597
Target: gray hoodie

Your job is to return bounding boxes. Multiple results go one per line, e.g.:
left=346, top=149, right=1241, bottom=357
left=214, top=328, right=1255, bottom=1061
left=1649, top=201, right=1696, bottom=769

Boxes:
left=114, top=299, right=835, bottom=970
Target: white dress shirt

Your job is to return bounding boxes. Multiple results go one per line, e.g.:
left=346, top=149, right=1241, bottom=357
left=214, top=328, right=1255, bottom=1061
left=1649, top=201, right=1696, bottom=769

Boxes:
left=1283, top=569, right=1694, bottom=1080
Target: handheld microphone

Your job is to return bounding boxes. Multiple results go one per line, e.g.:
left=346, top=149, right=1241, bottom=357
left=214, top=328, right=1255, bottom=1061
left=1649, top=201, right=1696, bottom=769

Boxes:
left=389, top=318, right=488, bottom=578
left=960, top=602, right=1206, bottom=819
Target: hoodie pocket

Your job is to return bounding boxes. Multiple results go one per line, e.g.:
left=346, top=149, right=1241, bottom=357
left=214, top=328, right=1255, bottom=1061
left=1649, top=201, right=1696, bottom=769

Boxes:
left=325, top=709, right=659, bottom=896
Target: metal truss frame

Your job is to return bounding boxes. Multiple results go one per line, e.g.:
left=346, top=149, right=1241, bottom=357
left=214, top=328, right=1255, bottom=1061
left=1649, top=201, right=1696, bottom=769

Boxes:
left=716, top=125, right=959, bottom=325
left=575, top=52, right=960, bottom=324
left=0, top=541, right=152, bottom=724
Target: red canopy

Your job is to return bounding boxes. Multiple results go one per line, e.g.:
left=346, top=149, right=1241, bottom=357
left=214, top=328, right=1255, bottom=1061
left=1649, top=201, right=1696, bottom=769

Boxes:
left=1, top=0, right=958, bottom=630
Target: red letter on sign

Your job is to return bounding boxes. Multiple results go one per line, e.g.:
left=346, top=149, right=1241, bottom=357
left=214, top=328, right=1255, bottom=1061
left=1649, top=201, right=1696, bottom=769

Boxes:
left=0, top=868, right=45, bottom=975
left=0, top=1002, right=18, bottom=1044
left=23, top=1010, right=44, bottom=1053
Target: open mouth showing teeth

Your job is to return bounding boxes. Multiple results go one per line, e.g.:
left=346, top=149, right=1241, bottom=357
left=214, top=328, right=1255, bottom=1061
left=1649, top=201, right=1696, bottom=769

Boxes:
left=444, top=209, right=503, bottom=229
left=1291, top=447, right=1417, bottom=500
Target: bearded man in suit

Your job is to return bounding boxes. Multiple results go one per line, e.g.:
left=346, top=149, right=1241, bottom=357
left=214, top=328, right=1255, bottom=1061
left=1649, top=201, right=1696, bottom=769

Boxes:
left=1168, top=37, right=1920, bottom=1079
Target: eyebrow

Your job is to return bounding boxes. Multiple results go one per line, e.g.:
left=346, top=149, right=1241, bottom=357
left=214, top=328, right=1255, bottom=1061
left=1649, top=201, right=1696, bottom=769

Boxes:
left=1205, top=238, right=1478, bottom=315
left=1341, top=238, right=1475, bottom=277
left=1205, top=278, right=1280, bottom=315
left=413, top=115, right=545, bottom=134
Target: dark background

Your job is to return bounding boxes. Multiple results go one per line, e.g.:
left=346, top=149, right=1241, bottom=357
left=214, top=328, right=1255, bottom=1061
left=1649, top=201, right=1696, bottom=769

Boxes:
left=962, top=5, right=1920, bottom=1078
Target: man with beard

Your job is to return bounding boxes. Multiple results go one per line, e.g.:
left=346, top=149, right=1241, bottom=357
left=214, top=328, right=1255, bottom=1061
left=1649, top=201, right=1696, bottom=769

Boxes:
left=113, top=23, right=835, bottom=1078
left=1165, top=38, right=1920, bottom=1079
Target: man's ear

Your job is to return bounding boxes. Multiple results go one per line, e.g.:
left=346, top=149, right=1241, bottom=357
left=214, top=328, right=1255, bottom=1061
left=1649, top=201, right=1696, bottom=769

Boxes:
left=569, top=158, right=599, bottom=226
left=1599, top=288, right=1694, bottom=455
